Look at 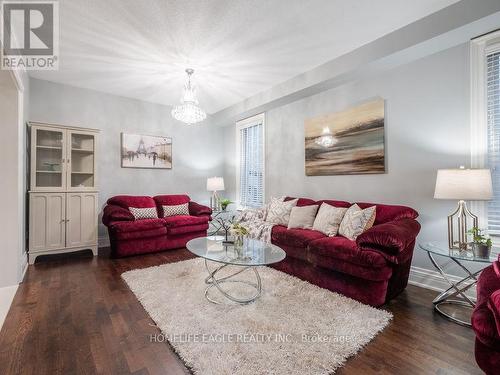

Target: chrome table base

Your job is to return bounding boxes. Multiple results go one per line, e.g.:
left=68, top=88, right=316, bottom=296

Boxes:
left=427, top=252, right=483, bottom=327
left=204, top=259, right=262, bottom=304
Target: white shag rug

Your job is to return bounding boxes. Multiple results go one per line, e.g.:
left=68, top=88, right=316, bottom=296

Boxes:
left=122, top=258, right=392, bottom=375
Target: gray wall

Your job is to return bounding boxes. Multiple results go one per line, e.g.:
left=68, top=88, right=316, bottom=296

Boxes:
left=223, top=43, right=472, bottom=272
left=29, top=78, right=225, bottom=240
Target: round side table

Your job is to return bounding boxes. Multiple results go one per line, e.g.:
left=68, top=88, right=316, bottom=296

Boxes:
left=418, top=242, right=497, bottom=327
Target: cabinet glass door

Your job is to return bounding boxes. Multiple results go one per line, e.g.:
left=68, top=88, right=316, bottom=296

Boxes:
left=34, top=128, right=65, bottom=189
left=69, top=132, right=96, bottom=190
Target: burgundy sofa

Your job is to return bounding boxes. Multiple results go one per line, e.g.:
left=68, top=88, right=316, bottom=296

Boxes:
left=472, top=256, right=500, bottom=374
left=102, top=195, right=212, bottom=257
left=269, top=197, right=421, bottom=306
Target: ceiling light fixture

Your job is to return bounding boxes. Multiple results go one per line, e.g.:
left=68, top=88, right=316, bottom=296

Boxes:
left=171, top=68, right=207, bottom=125
left=315, top=127, right=337, bottom=148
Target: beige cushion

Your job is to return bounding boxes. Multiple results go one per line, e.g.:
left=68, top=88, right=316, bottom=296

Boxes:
left=266, top=197, right=299, bottom=226
left=338, top=204, right=377, bottom=240
left=312, top=203, right=348, bottom=236
left=288, top=205, right=319, bottom=229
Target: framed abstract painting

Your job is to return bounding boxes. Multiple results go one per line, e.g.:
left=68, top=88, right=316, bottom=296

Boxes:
left=121, top=133, right=172, bottom=169
left=305, top=97, right=385, bottom=176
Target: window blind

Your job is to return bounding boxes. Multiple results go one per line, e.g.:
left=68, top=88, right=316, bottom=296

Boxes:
left=487, top=50, right=500, bottom=235
left=239, top=122, right=264, bottom=208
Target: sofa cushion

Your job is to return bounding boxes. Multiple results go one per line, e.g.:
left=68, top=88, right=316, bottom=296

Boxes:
left=288, top=205, right=319, bottom=229
left=154, top=194, right=191, bottom=206
left=129, top=206, right=159, bottom=220
left=339, top=204, right=376, bottom=240
left=163, top=215, right=209, bottom=228
left=357, top=202, right=418, bottom=225
left=167, top=223, right=209, bottom=236
left=162, top=203, right=190, bottom=217
left=114, top=227, right=167, bottom=240
left=312, top=203, right=348, bottom=236
left=271, top=225, right=326, bottom=248
left=110, top=218, right=166, bottom=233
left=307, top=237, right=392, bottom=281
left=266, top=197, right=298, bottom=225
left=309, top=236, right=388, bottom=268
left=108, top=195, right=156, bottom=209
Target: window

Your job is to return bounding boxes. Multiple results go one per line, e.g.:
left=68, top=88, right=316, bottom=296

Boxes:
left=487, top=49, right=500, bottom=234
left=236, top=114, right=265, bottom=208
left=471, top=30, right=500, bottom=236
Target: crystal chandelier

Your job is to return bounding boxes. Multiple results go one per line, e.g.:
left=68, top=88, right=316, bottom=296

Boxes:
left=315, top=127, right=337, bottom=147
left=171, top=68, right=207, bottom=125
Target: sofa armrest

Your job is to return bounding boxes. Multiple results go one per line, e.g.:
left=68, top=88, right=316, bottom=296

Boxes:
left=356, top=219, right=421, bottom=258
left=189, top=201, right=212, bottom=217
left=489, top=289, right=500, bottom=338
left=102, top=205, right=134, bottom=226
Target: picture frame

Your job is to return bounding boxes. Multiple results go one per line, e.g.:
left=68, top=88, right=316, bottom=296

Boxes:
left=121, top=133, right=172, bottom=169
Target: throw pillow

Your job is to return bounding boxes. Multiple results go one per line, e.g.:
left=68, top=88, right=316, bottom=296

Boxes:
left=163, top=203, right=190, bottom=217
left=312, top=203, right=348, bottom=236
left=338, top=204, right=377, bottom=240
left=288, top=205, right=319, bottom=229
left=265, top=197, right=298, bottom=226
left=129, top=206, right=158, bottom=220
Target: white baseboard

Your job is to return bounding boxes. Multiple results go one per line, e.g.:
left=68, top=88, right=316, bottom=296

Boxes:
left=19, top=255, right=28, bottom=283
left=98, top=235, right=110, bottom=248
left=408, top=266, right=476, bottom=299
left=0, top=285, right=18, bottom=332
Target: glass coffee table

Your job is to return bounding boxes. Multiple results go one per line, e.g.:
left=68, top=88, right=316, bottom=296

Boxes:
left=419, top=242, right=498, bottom=326
left=186, top=236, right=286, bottom=304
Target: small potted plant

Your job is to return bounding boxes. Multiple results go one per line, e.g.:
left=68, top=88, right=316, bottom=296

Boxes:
left=467, top=227, right=492, bottom=258
left=220, top=198, right=233, bottom=211
left=230, top=223, right=249, bottom=251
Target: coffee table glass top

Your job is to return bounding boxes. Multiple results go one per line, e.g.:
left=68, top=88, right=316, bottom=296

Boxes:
left=419, top=242, right=499, bottom=263
left=187, top=236, right=286, bottom=266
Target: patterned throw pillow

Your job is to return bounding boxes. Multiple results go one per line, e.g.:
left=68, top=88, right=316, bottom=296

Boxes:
left=129, top=207, right=158, bottom=220
left=288, top=205, right=319, bottom=229
left=312, top=203, right=348, bottom=236
left=162, top=203, right=190, bottom=217
left=265, top=197, right=299, bottom=226
left=338, top=204, right=376, bottom=240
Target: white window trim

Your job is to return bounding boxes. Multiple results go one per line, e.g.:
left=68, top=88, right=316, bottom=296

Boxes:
left=470, top=30, right=500, bottom=235
left=235, top=113, right=266, bottom=209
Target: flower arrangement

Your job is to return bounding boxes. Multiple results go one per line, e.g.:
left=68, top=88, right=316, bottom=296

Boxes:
left=231, top=223, right=249, bottom=237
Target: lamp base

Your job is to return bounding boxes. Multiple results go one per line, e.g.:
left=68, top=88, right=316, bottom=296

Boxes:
left=447, top=200, right=477, bottom=250
left=210, top=191, right=220, bottom=211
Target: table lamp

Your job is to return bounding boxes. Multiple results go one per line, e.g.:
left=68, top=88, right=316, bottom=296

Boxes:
left=434, top=167, right=492, bottom=250
left=207, top=177, right=225, bottom=211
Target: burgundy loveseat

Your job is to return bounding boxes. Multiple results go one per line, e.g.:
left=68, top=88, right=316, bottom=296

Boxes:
left=472, top=255, right=500, bottom=374
left=269, top=197, right=420, bottom=306
left=102, top=195, right=212, bottom=257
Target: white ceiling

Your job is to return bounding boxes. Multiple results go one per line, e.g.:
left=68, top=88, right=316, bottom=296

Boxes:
left=30, top=0, right=459, bottom=114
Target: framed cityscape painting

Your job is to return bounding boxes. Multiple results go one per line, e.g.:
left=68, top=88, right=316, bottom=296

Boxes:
left=305, top=97, right=385, bottom=176
left=121, top=133, right=172, bottom=169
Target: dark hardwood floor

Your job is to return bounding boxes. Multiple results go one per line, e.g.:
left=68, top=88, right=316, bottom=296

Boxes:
left=0, top=248, right=482, bottom=375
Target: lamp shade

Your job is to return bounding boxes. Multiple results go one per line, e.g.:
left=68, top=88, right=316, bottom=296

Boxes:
left=207, top=177, right=224, bottom=192
left=434, top=168, right=492, bottom=200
